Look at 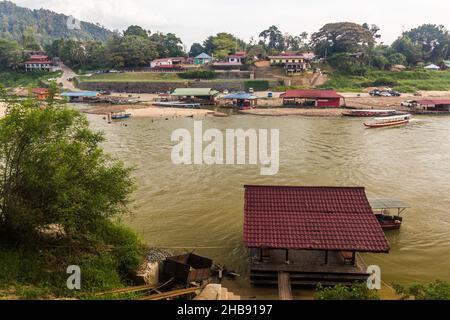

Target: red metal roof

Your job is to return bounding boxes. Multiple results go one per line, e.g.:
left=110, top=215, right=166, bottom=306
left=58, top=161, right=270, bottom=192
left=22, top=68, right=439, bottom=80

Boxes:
left=244, top=186, right=390, bottom=253
left=25, top=60, right=51, bottom=64
left=32, top=88, right=49, bottom=95
left=281, top=90, right=343, bottom=99
left=415, top=99, right=450, bottom=106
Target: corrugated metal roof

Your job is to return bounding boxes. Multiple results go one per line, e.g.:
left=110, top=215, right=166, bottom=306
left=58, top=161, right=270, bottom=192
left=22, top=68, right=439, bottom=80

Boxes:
left=196, top=53, right=212, bottom=59
left=223, top=93, right=257, bottom=100
left=415, top=99, right=450, bottom=106
left=171, top=88, right=219, bottom=97
left=281, top=90, right=343, bottom=99
left=60, top=91, right=99, bottom=98
left=244, top=185, right=390, bottom=253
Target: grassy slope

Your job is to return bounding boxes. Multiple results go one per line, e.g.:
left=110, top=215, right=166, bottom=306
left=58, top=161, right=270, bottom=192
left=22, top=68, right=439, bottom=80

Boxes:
left=319, top=70, right=450, bottom=92
left=0, top=71, right=62, bottom=88
left=0, top=223, right=145, bottom=300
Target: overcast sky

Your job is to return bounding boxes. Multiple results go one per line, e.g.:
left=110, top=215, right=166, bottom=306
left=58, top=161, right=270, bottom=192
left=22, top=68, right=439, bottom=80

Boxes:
left=12, top=0, right=450, bottom=48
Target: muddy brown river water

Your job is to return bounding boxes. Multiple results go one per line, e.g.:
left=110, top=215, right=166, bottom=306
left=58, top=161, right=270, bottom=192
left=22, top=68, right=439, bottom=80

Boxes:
left=87, top=113, right=450, bottom=289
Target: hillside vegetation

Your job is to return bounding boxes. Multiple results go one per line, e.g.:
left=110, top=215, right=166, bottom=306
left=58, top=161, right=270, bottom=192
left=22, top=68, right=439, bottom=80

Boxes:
left=0, top=1, right=113, bottom=45
left=319, top=70, right=450, bottom=93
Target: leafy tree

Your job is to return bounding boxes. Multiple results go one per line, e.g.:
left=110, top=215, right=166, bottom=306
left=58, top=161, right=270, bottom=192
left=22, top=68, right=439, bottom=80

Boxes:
left=328, top=52, right=368, bottom=75
left=189, top=43, right=204, bottom=57
left=315, top=283, right=380, bottom=300
left=387, top=53, right=407, bottom=66
left=0, top=38, right=23, bottom=70
left=0, top=92, right=134, bottom=243
left=259, top=25, right=285, bottom=51
left=401, top=24, right=450, bottom=63
left=312, top=22, right=376, bottom=58
left=203, top=33, right=245, bottom=59
left=107, top=34, right=157, bottom=68
left=149, top=32, right=185, bottom=58
left=247, top=45, right=268, bottom=60
left=21, top=26, right=41, bottom=51
left=123, top=25, right=149, bottom=38
left=391, top=35, right=422, bottom=65
left=394, top=281, right=450, bottom=300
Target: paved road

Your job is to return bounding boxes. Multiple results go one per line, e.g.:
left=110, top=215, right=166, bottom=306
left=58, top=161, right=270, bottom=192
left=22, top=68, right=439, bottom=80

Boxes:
left=57, top=64, right=79, bottom=91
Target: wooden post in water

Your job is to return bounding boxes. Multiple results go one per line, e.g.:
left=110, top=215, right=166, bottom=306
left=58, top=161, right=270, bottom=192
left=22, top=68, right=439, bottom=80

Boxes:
left=107, top=113, right=112, bottom=124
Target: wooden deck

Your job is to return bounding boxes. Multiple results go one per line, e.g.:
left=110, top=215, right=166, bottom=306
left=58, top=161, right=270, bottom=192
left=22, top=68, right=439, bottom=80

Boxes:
left=250, top=250, right=369, bottom=287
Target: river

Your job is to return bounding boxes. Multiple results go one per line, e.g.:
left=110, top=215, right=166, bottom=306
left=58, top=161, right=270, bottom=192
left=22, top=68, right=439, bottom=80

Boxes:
left=87, top=113, right=450, bottom=287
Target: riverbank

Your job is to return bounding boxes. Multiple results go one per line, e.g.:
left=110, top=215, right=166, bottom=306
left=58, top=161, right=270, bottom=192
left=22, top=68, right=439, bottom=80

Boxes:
left=83, top=104, right=216, bottom=118
left=240, top=108, right=344, bottom=117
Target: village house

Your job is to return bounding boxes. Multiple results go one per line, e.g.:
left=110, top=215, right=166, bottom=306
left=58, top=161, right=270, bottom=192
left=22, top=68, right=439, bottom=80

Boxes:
left=31, top=88, right=49, bottom=101
left=195, top=53, right=213, bottom=65
left=268, top=52, right=314, bottom=74
left=150, top=57, right=186, bottom=71
left=281, top=89, right=343, bottom=108
left=411, top=99, right=450, bottom=114
left=244, top=185, right=390, bottom=288
left=24, top=54, right=53, bottom=72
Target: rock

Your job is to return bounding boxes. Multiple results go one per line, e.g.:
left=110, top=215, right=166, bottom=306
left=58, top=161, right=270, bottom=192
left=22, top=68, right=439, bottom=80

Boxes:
left=135, top=248, right=174, bottom=286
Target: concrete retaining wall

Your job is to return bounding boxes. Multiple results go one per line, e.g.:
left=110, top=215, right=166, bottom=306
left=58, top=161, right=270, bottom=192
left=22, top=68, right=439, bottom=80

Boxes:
left=78, top=79, right=282, bottom=93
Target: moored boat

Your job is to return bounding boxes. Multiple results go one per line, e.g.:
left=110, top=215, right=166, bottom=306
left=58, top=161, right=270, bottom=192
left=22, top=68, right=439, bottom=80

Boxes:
left=111, top=111, right=132, bottom=120
left=364, top=114, right=411, bottom=128
left=343, top=109, right=397, bottom=117
left=369, top=199, right=410, bottom=231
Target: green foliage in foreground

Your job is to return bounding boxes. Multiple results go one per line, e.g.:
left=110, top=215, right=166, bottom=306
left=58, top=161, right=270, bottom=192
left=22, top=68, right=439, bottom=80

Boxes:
left=315, top=283, right=380, bottom=300
left=0, top=92, right=144, bottom=299
left=0, top=71, right=61, bottom=88
left=319, top=70, right=450, bottom=92
left=394, top=281, right=450, bottom=300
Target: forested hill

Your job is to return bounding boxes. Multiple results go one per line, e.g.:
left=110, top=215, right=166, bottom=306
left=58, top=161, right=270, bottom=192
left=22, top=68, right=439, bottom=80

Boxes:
left=0, top=1, right=114, bottom=44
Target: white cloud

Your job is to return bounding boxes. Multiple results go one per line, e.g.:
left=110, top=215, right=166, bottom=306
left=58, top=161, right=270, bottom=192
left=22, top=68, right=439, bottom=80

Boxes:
left=10, top=0, right=450, bottom=47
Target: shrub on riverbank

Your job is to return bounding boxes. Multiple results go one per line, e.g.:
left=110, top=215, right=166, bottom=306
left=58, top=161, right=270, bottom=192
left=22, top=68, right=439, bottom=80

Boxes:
left=178, top=70, right=216, bottom=79
left=315, top=283, right=380, bottom=300
left=394, top=281, right=450, bottom=300
left=0, top=91, right=144, bottom=299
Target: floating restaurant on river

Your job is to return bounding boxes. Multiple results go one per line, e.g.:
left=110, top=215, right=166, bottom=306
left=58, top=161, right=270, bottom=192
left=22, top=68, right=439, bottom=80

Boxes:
left=410, top=99, right=450, bottom=114
left=281, top=89, right=343, bottom=107
left=223, top=92, right=258, bottom=109
left=244, top=186, right=390, bottom=287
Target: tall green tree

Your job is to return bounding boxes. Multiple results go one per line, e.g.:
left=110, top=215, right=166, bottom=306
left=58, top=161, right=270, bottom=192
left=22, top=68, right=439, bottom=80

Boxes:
left=21, top=26, right=41, bottom=51
left=0, top=38, right=22, bottom=70
left=149, top=32, right=185, bottom=58
left=259, top=26, right=285, bottom=52
left=189, top=43, right=204, bottom=57
left=203, top=33, right=245, bottom=59
left=123, top=25, right=149, bottom=38
left=311, top=22, right=376, bottom=58
left=0, top=93, right=134, bottom=243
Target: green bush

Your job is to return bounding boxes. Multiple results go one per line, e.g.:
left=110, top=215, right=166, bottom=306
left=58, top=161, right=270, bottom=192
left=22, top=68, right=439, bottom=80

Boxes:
left=315, top=283, right=380, bottom=300
left=179, top=70, right=216, bottom=79
left=371, top=77, right=398, bottom=87
left=394, top=281, right=450, bottom=300
left=245, top=80, right=269, bottom=91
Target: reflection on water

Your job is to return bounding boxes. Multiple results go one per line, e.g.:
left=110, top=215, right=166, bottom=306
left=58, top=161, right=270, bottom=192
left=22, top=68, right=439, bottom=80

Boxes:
left=87, top=113, right=450, bottom=285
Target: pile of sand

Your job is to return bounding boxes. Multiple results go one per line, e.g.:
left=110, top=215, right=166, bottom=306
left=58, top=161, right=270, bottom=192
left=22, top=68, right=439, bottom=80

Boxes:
left=126, top=106, right=214, bottom=118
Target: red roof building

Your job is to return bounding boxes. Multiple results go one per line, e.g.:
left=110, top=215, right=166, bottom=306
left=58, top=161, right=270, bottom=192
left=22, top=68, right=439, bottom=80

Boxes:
left=244, top=185, right=390, bottom=253
left=244, top=185, right=390, bottom=287
left=411, top=99, right=450, bottom=114
left=281, top=89, right=343, bottom=107
left=24, top=54, right=52, bottom=72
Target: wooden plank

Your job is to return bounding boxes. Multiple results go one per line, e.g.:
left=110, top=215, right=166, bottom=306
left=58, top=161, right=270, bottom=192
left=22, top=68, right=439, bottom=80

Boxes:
left=139, top=287, right=201, bottom=301
left=95, top=284, right=158, bottom=296
left=278, top=272, right=293, bottom=301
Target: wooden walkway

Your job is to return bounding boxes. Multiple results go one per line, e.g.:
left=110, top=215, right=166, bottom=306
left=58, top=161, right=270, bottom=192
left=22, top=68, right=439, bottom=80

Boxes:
left=278, top=272, right=293, bottom=300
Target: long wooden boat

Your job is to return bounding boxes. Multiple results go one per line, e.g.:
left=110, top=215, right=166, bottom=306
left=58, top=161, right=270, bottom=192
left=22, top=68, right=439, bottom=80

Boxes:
left=364, top=114, right=411, bottom=128
left=343, top=109, right=397, bottom=117
left=153, top=101, right=202, bottom=109
left=369, top=198, right=410, bottom=231
left=111, top=112, right=132, bottom=120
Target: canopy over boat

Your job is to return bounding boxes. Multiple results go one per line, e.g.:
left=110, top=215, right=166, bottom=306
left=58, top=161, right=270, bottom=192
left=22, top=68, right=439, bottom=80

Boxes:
left=373, top=114, right=411, bottom=121
left=369, top=198, right=410, bottom=215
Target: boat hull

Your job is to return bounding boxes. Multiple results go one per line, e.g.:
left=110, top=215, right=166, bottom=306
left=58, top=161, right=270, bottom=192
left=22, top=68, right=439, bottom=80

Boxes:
left=364, top=119, right=409, bottom=128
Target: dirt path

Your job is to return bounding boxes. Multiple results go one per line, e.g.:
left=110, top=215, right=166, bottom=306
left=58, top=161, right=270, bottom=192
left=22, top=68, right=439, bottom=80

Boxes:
left=57, top=64, right=79, bottom=91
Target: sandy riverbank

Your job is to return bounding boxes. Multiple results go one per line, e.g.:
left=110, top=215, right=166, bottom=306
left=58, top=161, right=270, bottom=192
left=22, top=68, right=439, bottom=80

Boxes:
left=240, top=108, right=344, bottom=117
left=83, top=103, right=216, bottom=118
